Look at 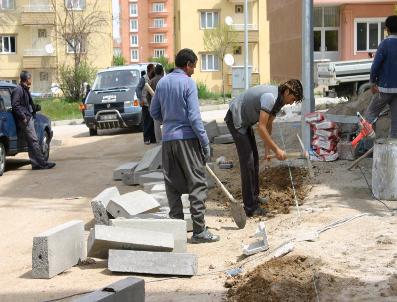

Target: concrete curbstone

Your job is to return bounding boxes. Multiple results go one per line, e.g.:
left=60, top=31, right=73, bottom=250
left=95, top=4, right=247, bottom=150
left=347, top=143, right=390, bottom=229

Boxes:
left=113, top=162, right=139, bottom=181
left=91, top=187, right=120, bottom=225
left=138, top=171, right=164, bottom=186
left=214, top=134, right=234, bottom=144
left=135, top=145, right=162, bottom=172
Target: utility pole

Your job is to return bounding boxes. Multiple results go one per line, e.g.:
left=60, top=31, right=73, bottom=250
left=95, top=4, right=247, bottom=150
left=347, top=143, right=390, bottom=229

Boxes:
left=301, top=0, right=315, bottom=149
left=244, top=0, right=249, bottom=90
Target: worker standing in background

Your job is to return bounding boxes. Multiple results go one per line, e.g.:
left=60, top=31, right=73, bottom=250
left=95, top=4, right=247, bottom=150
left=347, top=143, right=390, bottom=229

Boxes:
left=364, top=15, right=397, bottom=138
left=150, top=49, right=220, bottom=244
left=147, top=64, right=164, bottom=143
left=141, top=64, right=156, bottom=145
left=225, top=80, right=303, bottom=217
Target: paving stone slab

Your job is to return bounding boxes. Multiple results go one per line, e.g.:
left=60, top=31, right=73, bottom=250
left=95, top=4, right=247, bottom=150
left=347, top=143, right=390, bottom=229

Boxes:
left=138, top=171, right=164, bottom=186
left=122, top=169, right=160, bottom=186
left=87, top=225, right=174, bottom=259
left=135, top=145, right=162, bottom=172
left=217, top=122, right=230, bottom=135
left=106, top=190, right=160, bottom=218
left=143, top=181, right=165, bottom=192
left=91, top=187, right=120, bottom=225
left=150, top=183, right=166, bottom=193
left=150, top=192, right=189, bottom=208
left=157, top=207, right=193, bottom=232
left=204, top=120, right=220, bottom=143
left=113, top=162, right=139, bottom=181
left=73, top=277, right=144, bottom=302
left=214, top=134, right=234, bottom=144
left=110, top=218, right=187, bottom=252
left=108, top=250, right=198, bottom=276
left=32, top=220, right=86, bottom=279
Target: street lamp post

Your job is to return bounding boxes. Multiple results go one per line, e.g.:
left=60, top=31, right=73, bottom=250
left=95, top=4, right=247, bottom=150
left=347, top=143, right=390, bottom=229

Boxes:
left=244, top=0, right=249, bottom=90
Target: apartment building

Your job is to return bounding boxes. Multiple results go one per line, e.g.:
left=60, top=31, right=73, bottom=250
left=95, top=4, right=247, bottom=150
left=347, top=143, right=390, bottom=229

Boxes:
left=0, top=0, right=113, bottom=94
left=118, top=0, right=175, bottom=64
left=174, top=0, right=270, bottom=93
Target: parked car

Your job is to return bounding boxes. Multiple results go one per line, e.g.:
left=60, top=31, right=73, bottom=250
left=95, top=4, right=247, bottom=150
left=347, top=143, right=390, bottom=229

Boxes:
left=0, top=81, right=53, bottom=176
left=83, top=66, right=143, bottom=136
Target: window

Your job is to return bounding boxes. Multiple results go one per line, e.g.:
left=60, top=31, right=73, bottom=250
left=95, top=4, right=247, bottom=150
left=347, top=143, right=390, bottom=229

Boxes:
left=233, top=46, right=242, bottom=55
left=154, top=18, right=165, bottom=28
left=313, top=7, right=339, bottom=54
left=201, top=53, right=219, bottom=71
left=38, top=29, right=47, bottom=38
left=154, top=49, right=165, bottom=58
left=355, top=18, right=386, bottom=52
left=130, top=34, right=138, bottom=46
left=130, top=19, right=138, bottom=32
left=154, top=34, right=165, bottom=43
left=66, top=36, right=86, bottom=53
left=0, top=35, right=16, bottom=54
left=200, top=11, right=219, bottom=29
left=129, top=3, right=137, bottom=16
left=0, top=0, right=15, bottom=10
left=152, top=2, right=165, bottom=12
left=40, top=72, right=49, bottom=82
left=235, top=5, right=243, bottom=14
left=130, top=49, right=139, bottom=62
left=65, top=0, right=85, bottom=10
left=0, top=88, right=11, bottom=109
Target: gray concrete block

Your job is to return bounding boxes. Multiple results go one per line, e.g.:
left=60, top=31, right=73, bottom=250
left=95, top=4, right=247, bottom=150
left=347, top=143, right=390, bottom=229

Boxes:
left=214, top=134, right=234, bottom=144
left=157, top=207, right=193, bottom=232
left=113, top=162, right=139, bottom=181
left=150, top=192, right=190, bottom=208
left=138, top=171, right=164, bottom=186
left=106, top=190, right=160, bottom=218
left=87, top=225, right=174, bottom=259
left=108, top=250, right=198, bottom=276
left=204, top=120, right=219, bottom=143
left=32, top=220, right=86, bottom=279
left=91, top=187, right=120, bottom=225
left=150, top=183, right=166, bottom=193
left=143, top=181, right=164, bottom=192
left=217, top=122, right=230, bottom=135
left=110, top=218, right=187, bottom=252
left=135, top=145, right=162, bottom=172
left=73, top=277, right=144, bottom=302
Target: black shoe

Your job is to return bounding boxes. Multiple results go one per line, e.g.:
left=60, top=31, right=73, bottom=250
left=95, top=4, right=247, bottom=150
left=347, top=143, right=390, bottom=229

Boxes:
left=246, top=207, right=267, bottom=218
left=32, top=162, right=56, bottom=170
left=191, top=228, right=220, bottom=244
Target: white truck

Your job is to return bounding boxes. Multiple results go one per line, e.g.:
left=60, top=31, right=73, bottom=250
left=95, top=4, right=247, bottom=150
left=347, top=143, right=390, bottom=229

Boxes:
left=315, top=59, right=373, bottom=97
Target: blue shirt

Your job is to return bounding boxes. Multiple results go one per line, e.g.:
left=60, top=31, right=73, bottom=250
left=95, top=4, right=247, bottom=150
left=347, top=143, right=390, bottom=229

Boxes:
left=370, top=35, right=397, bottom=93
left=150, top=69, right=209, bottom=146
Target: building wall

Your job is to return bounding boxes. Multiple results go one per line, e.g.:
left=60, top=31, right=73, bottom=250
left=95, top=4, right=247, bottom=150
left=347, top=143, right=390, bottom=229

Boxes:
left=340, top=4, right=395, bottom=60
left=0, top=0, right=113, bottom=93
left=175, top=0, right=269, bottom=93
left=119, top=0, right=174, bottom=64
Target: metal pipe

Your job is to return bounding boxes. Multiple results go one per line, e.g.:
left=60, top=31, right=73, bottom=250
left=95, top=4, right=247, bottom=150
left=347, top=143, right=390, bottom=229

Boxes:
left=244, top=0, right=249, bottom=90
left=301, top=0, right=315, bottom=149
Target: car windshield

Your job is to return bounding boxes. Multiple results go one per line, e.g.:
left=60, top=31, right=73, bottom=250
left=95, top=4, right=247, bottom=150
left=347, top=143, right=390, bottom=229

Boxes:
left=92, top=69, right=140, bottom=90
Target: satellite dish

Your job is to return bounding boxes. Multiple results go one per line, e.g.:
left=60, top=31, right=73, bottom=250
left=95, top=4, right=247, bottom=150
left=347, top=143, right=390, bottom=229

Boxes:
left=51, top=83, right=60, bottom=94
left=224, top=54, right=235, bottom=67
left=225, top=16, right=233, bottom=26
left=44, top=44, right=54, bottom=54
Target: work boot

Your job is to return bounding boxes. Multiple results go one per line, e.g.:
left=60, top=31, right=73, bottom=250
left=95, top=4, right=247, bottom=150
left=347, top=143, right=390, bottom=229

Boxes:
left=258, top=196, right=269, bottom=205
left=191, top=228, right=220, bottom=244
left=246, top=207, right=267, bottom=218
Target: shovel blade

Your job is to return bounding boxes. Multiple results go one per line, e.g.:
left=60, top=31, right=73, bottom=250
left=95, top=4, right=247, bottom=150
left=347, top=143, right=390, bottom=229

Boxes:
left=230, top=202, right=247, bottom=229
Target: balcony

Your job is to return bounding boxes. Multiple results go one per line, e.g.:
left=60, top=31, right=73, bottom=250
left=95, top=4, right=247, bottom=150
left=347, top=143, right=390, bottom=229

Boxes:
left=21, top=5, right=55, bottom=25
left=148, top=25, right=168, bottom=33
left=23, top=49, right=56, bottom=69
left=149, top=10, right=168, bottom=17
left=228, top=0, right=257, bottom=2
left=149, top=40, right=169, bottom=48
left=231, top=24, right=259, bottom=43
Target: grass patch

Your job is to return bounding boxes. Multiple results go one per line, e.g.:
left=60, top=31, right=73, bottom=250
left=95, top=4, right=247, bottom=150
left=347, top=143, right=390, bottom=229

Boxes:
left=197, top=81, right=232, bottom=105
left=34, top=98, right=82, bottom=121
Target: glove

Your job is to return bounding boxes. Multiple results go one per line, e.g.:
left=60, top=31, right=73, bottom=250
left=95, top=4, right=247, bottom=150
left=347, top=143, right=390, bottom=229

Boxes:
left=202, top=144, right=211, bottom=163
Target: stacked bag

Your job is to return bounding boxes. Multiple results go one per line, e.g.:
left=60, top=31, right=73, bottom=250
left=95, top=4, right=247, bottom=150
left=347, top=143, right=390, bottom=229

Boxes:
left=305, top=112, right=340, bottom=161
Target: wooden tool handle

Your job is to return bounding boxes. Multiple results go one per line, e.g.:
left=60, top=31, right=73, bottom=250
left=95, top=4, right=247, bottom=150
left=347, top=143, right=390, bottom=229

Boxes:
left=267, top=151, right=303, bottom=160
left=145, top=82, right=155, bottom=96
left=205, top=164, right=238, bottom=205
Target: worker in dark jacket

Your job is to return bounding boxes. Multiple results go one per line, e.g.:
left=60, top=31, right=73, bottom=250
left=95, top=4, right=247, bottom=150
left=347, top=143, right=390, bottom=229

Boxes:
left=148, top=64, right=164, bottom=143
left=11, top=71, right=55, bottom=170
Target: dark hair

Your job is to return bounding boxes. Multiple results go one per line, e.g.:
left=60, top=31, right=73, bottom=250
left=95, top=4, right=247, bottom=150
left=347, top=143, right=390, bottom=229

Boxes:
left=147, top=64, right=154, bottom=72
left=141, top=70, right=146, bottom=77
left=20, top=70, right=32, bottom=83
left=385, top=15, right=397, bottom=33
left=175, top=48, right=198, bottom=68
left=279, top=79, right=304, bottom=103
left=154, top=64, right=164, bottom=75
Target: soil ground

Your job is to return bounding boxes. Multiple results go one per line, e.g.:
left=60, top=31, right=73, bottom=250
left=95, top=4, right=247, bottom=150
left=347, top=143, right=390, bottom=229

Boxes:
left=0, top=116, right=396, bottom=302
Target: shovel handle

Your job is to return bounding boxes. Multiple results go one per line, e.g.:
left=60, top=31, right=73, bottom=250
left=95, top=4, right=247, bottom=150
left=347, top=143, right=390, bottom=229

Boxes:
left=205, top=164, right=238, bottom=205
left=145, top=83, right=155, bottom=96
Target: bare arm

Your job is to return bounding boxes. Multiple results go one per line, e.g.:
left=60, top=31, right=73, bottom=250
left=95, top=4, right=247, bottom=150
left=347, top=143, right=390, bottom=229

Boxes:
left=258, top=111, right=285, bottom=160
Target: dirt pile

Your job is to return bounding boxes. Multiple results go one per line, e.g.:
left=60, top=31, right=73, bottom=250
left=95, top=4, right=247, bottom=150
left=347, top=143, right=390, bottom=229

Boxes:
left=227, top=255, right=320, bottom=302
left=259, top=166, right=310, bottom=214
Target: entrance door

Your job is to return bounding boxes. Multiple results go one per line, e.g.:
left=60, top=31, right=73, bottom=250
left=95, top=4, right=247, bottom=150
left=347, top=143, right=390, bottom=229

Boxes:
left=314, top=7, right=340, bottom=61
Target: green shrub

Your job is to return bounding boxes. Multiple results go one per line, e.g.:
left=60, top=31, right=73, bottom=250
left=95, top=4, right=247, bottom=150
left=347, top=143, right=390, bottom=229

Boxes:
left=197, top=82, right=221, bottom=100
left=113, top=54, right=126, bottom=66
left=35, top=98, right=82, bottom=121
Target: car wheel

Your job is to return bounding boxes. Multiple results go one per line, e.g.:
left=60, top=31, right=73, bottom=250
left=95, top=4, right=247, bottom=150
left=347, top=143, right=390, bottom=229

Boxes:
left=89, top=128, right=98, bottom=136
left=0, top=142, right=5, bottom=176
left=42, top=131, right=50, bottom=161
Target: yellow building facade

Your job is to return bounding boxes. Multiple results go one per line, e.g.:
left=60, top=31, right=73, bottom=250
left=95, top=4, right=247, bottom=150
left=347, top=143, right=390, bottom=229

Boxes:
left=174, top=0, right=270, bottom=93
left=0, top=0, right=113, bottom=94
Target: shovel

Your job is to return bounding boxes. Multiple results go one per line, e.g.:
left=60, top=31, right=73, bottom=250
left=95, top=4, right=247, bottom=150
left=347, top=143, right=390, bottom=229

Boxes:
left=205, top=164, right=246, bottom=229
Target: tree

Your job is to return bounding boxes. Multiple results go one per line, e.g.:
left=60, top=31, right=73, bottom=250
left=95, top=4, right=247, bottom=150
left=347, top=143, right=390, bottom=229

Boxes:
left=113, top=54, right=126, bottom=66
left=149, top=56, right=175, bottom=73
left=50, top=0, right=111, bottom=101
left=203, top=24, right=237, bottom=101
